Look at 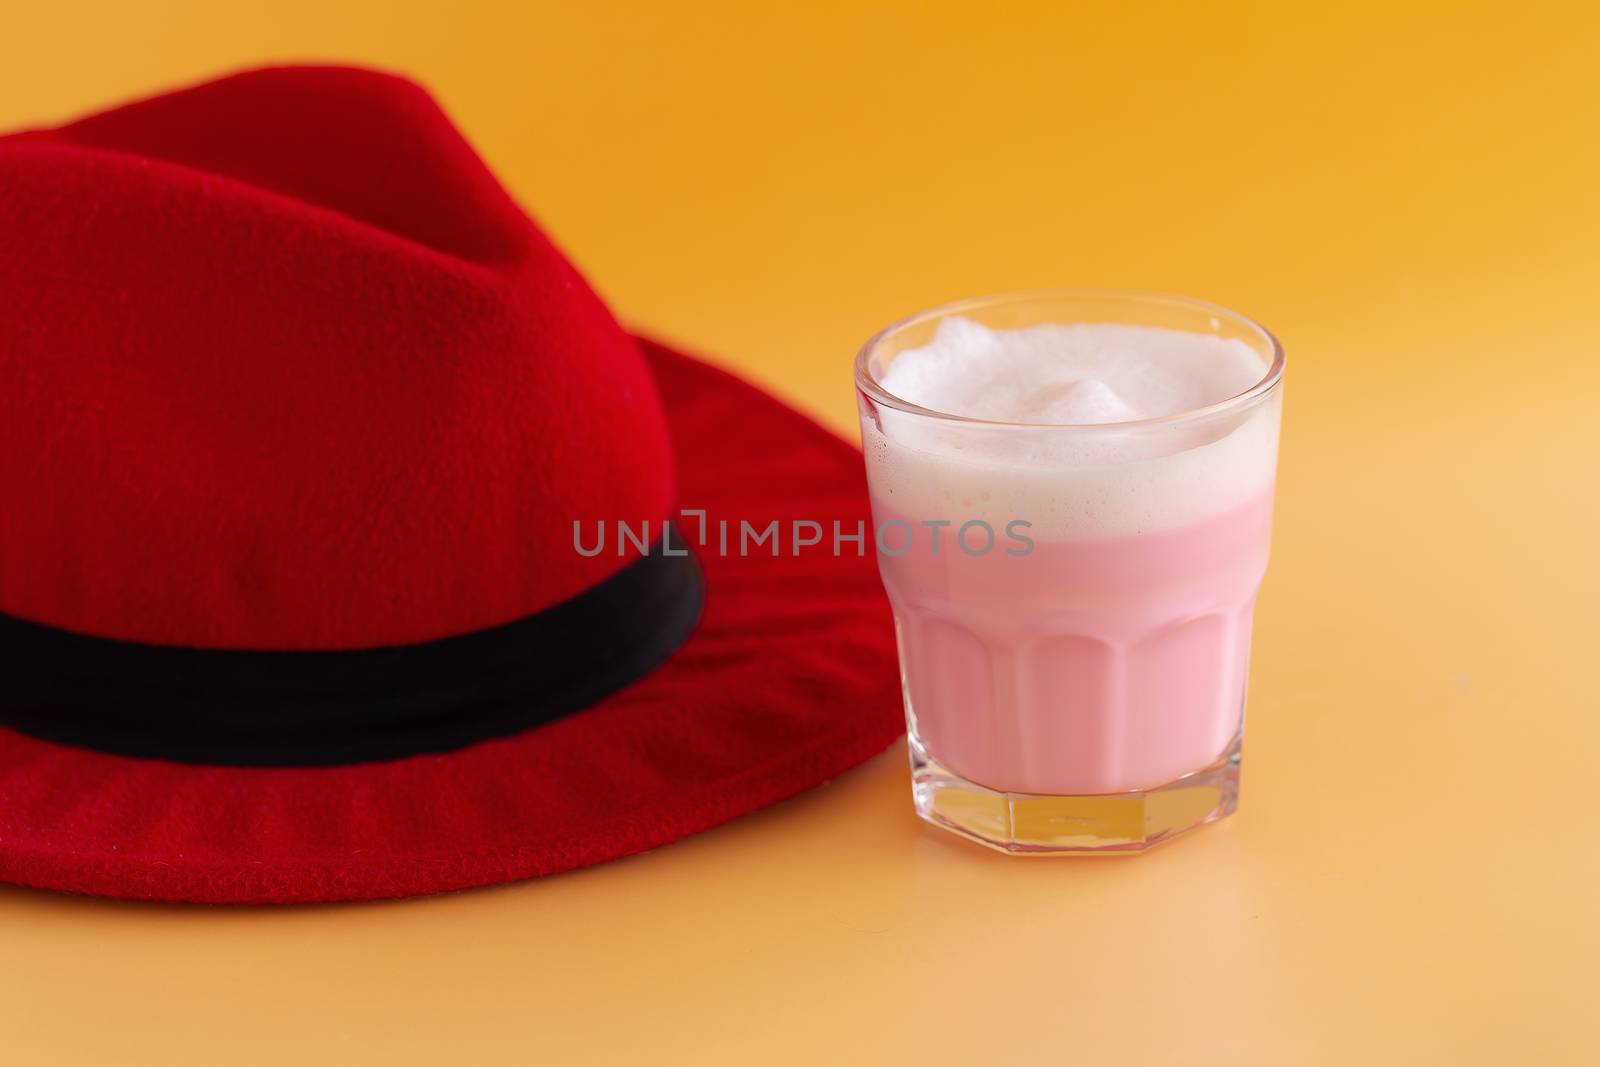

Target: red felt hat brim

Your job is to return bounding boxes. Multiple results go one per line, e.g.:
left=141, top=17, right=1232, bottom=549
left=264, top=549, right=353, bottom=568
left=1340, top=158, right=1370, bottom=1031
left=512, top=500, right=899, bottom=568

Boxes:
left=0, top=338, right=903, bottom=904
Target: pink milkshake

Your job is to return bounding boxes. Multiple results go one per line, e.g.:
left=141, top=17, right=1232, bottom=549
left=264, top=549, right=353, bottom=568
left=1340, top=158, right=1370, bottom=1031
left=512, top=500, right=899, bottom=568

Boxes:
left=856, top=292, right=1284, bottom=853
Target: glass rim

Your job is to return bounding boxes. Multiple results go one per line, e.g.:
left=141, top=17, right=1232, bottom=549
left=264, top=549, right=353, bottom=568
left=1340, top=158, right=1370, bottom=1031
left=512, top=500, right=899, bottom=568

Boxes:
left=854, top=288, right=1286, bottom=432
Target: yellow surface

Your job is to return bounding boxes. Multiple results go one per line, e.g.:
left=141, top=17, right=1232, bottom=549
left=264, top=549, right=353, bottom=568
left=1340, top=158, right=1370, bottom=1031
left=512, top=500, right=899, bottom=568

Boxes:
left=3, top=3, right=1598, bottom=1064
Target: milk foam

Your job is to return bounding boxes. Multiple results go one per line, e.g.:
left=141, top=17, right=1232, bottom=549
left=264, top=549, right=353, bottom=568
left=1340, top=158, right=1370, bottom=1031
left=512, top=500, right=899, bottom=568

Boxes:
left=862, top=319, right=1280, bottom=539
left=879, top=318, right=1264, bottom=424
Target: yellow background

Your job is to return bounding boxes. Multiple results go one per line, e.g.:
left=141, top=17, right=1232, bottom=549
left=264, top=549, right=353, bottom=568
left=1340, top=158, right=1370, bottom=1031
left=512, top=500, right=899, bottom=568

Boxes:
left=3, top=3, right=1598, bottom=1064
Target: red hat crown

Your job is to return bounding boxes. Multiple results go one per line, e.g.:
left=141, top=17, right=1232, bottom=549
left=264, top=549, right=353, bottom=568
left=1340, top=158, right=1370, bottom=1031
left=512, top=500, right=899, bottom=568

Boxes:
left=0, top=65, right=675, bottom=650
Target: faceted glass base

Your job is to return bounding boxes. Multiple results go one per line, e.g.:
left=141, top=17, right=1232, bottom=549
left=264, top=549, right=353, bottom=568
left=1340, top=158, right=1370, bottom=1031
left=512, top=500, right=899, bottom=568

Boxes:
left=910, top=732, right=1241, bottom=854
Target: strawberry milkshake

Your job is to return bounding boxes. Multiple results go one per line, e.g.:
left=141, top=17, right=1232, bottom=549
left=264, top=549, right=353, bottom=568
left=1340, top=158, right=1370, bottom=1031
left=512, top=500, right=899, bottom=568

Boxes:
left=855, top=292, right=1284, bottom=853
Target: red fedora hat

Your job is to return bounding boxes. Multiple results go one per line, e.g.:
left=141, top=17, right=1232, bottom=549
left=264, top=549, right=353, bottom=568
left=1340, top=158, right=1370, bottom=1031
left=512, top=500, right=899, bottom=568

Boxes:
left=0, top=65, right=901, bottom=903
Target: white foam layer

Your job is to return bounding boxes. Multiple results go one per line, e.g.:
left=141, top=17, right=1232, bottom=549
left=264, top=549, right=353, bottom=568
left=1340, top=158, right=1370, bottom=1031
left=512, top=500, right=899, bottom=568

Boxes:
left=880, top=318, right=1264, bottom=424
left=862, top=319, right=1280, bottom=540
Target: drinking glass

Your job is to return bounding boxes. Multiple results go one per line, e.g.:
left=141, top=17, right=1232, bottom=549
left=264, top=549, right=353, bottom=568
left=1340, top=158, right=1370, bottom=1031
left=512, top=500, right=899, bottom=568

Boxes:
left=855, top=290, right=1284, bottom=852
